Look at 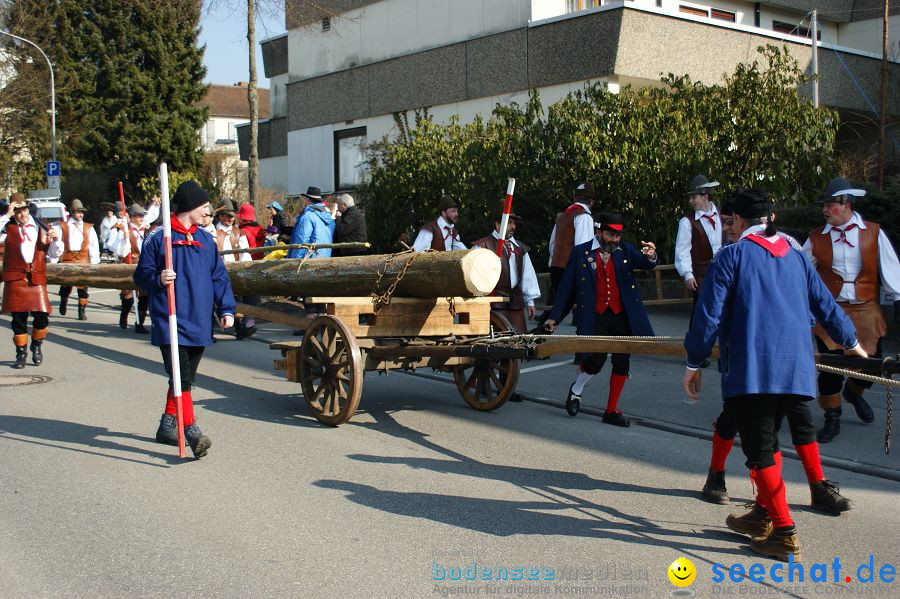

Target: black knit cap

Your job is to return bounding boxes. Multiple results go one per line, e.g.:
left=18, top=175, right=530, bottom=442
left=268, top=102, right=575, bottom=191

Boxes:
left=173, top=180, right=210, bottom=214
left=732, top=188, right=770, bottom=219
left=721, top=188, right=745, bottom=217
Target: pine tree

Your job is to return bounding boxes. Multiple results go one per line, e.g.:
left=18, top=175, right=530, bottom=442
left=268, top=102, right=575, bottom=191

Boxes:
left=1, top=0, right=208, bottom=191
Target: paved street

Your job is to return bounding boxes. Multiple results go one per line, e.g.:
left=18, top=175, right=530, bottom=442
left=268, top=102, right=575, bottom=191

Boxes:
left=1, top=291, right=899, bottom=598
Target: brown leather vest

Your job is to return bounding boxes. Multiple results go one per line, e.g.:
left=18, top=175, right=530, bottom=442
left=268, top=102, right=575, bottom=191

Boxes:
left=689, top=216, right=714, bottom=282
left=809, top=221, right=880, bottom=302
left=472, top=235, right=528, bottom=309
left=550, top=205, right=585, bottom=269
left=1, top=222, right=48, bottom=285
left=216, top=228, right=241, bottom=253
left=128, top=227, right=145, bottom=262
left=61, top=221, right=92, bottom=263
left=420, top=220, right=459, bottom=251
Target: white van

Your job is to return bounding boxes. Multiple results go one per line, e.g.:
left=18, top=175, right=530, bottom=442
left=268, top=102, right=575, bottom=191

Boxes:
left=27, top=189, right=67, bottom=226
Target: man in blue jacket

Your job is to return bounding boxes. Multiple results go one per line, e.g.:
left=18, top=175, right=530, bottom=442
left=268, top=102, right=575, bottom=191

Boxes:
left=134, top=180, right=236, bottom=459
left=288, top=186, right=335, bottom=259
left=684, top=188, right=864, bottom=561
left=545, top=212, right=658, bottom=427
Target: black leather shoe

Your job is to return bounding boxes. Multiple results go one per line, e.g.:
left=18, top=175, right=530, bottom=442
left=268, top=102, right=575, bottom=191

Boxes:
left=77, top=304, right=87, bottom=321
left=508, top=393, right=524, bottom=402
left=30, top=340, right=43, bottom=366
left=565, top=385, right=581, bottom=417
left=700, top=359, right=711, bottom=369
left=13, top=346, right=27, bottom=369
left=817, top=408, right=841, bottom=443
left=843, top=387, right=874, bottom=423
left=602, top=410, right=630, bottom=427
left=58, top=298, right=68, bottom=316
left=810, top=479, right=854, bottom=514
left=134, top=323, right=149, bottom=335
left=701, top=469, right=730, bottom=504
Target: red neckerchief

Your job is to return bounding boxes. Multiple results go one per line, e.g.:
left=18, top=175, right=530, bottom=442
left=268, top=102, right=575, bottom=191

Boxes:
left=565, top=203, right=584, bottom=215
left=170, top=215, right=203, bottom=248
left=702, top=213, right=717, bottom=230
left=744, top=234, right=789, bottom=257
left=832, top=223, right=857, bottom=247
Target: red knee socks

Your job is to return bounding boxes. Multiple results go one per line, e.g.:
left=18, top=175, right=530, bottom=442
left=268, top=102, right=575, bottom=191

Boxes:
left=752, top=451, right=793, bottom=529
left=606, top=374, right=627, bottom=414
left=164, top=389, right=194, bottom=425
left=795, top=442, right=825, bottom=484
left=710, top=432, right=734, bottom=472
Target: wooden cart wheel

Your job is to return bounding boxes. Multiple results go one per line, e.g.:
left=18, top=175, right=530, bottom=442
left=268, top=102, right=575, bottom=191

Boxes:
left=299, top=315, right=364, bottom=426
left=453, top=312, right=520, bottom=411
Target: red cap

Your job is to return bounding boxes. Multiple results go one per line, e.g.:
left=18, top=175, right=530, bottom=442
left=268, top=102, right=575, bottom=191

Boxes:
left=236, top=203, right=256, bottom=221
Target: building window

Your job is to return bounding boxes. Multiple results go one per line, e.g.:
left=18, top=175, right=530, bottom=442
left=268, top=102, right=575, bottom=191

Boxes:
left=565, top=0, right=601, bottom=13
left=711, top=8, right=735, bottom=22
left=773, top=20, right=819, bottom=40
left=679, top=5, right=708, bottom=17
left=334, top=127, right=367, bottom=191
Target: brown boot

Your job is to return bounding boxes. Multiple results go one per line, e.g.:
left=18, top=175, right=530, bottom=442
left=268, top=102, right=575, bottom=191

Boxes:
left=749, top=528, right=801, bottom=562
left=726, top=503, right=773, bottom=538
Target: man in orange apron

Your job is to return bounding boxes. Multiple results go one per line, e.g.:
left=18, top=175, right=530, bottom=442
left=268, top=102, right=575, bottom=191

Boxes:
left=56, top=198, right=100, bottom=320
left=802, top=177, right=900, bottom=442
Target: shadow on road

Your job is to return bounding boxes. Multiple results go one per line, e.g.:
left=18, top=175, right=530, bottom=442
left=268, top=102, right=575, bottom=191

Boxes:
left=0, top=415, right=178, bottom=467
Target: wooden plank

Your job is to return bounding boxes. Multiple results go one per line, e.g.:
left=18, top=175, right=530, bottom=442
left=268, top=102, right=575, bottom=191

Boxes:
left=533, top=338, right=720, bottom=359
left=306, top=296, right=503, bottom=306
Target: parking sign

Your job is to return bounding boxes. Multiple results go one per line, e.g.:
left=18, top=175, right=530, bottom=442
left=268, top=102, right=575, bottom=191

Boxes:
left=46, top=161, right=60, bottom=177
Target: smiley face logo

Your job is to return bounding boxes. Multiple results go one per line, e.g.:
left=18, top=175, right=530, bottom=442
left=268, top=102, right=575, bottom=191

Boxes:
left=668, top=557, right=696, bottom=587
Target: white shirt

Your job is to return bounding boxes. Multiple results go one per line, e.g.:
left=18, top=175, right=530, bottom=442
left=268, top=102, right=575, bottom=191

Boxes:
left=491, top=230, right=541, bottom=306
left=675, top=203, right=722, bottom=281
left=412, top=215, right=467, bottom=252
left=547, top=202, right=594, bottom=266
left=801, top=212, right=900, bottom=303
left=0, top=214, right=62, bottom=263
left=216, top=223, right=251, bottom=263
left=113, top=223, right=147, bottom=259
left=145, top=202, right=160, bottom=225
left=100, top=215, right=118, bottom=249
left=54, top=218, right=101, bottom=264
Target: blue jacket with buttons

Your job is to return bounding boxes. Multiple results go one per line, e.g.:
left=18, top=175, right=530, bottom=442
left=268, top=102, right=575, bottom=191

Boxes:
left=549, top=238, right=656, bottom=337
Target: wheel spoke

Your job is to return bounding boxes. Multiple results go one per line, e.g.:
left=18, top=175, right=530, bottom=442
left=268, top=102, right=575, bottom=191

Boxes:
left=489, top=370, right=503, bottom=391
left=304, top=355, right=321, bottom=369
left=464, top=368, right=478, bottom=389
left=326, top=329, right=338, bottom=357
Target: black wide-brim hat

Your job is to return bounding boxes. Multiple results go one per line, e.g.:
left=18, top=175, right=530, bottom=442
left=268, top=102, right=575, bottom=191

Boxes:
left=99, top=202, right=116, bottom=212
left=686, top=175, right=720, bottom=195
left=595, top=212, right=625, bottom=233
left=574, top=182, right=595, bottom=201
left=817, top=177, right=866, bottom=204
left=733, top=188, right=771, bottom=219
left=302, top=186, right=322, bottom=200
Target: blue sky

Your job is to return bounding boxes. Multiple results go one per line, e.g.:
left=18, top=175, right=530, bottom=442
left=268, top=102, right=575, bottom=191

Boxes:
left=198, top=2, right=286, bottom=85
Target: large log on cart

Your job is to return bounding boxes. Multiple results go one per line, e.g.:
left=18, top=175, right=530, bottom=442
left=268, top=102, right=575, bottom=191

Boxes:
left=44, top=249, right=502, bottom=298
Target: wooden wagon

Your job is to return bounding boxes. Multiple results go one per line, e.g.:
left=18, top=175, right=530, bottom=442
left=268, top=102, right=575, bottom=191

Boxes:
left=270, top=296, right=523, bottom=425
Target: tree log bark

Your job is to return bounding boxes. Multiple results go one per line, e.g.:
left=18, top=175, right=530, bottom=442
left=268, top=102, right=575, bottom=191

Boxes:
left=44, top=249, right=501, bottom=298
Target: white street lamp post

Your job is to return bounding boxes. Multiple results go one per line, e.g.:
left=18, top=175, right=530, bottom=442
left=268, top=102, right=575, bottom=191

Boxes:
left=1, top=30, right=56, bottom=162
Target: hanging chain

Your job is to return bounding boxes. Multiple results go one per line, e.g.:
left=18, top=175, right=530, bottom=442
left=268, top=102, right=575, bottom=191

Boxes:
left=885, top=366, right=895, bottom=454
left=370, top=249, right=430, bottom=314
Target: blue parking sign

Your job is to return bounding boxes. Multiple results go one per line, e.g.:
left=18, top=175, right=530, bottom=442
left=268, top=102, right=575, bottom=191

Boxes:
left=46, top=161, right=60, bottom=177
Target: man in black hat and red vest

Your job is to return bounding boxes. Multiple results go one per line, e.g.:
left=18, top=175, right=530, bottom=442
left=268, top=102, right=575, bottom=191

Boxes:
left=412, top=195, right=466, bottom=252
left=675, top=175, right=722, bottom=305
left=471, top=200, right=541, bottom=333
left=1, top=194, right=61, bottom=368
left=55, top=198, right=100, bottom=320
left=801, top=177, right=900, bottom=443
left=134, top=180, right=236, bottom=458
left=113, top=203, right=150, bottom=334
left=545, top=213, right=658, bottom=427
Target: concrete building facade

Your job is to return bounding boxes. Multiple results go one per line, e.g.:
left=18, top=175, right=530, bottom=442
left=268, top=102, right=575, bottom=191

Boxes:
left=239, top=0, right=900, bottom=196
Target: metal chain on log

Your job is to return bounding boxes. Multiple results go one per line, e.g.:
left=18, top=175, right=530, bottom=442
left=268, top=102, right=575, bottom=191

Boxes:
left=370, top=249, right=429, bottom=314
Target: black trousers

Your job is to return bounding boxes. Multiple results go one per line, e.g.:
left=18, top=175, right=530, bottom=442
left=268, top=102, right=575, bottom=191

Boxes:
left=579, top=308, right=631, bottom=376
left=160, top=345, right=204, bottom=393
left=732, top=394, right=805, bottom=469
left=715, top=395, right=816, bottom=446
left=816, top=337, right=881, bottom=395
left=11, top=312, right=49, bottom=336
left=59, top=286, right=89, bottom=299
